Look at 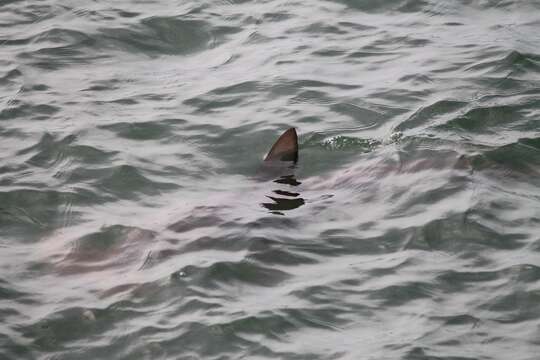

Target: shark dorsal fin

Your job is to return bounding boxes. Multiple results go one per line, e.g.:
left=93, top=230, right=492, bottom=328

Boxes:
left=264, top=128, right=298, bottom=162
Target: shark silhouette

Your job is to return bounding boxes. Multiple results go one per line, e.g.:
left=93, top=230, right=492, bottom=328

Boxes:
left=34, top=126, right=478, bottom=330
left=47, top=126, right=472, bottom=281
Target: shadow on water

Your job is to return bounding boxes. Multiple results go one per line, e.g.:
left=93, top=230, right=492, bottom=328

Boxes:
left=256, top=161, right=305, bottom=215
left=261, top=174, right=305, bottom=215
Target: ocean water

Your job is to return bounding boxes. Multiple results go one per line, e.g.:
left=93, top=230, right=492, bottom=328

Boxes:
left=1, top=0, right=540, bottom=359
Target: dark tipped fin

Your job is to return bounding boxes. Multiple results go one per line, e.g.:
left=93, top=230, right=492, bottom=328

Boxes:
left=264, top=128, right=298, bottom=162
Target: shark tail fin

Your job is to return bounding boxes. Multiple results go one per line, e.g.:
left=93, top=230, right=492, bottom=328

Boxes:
left=264, top=128, right=298, bottom=162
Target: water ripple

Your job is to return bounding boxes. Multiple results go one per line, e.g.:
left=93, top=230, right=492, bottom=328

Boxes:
left=1, top=0, right=540, bottom=359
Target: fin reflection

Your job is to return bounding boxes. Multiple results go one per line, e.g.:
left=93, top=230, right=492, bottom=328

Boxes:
left=261, top=174, right=305, bottom=215
left=260, top=128, right=304, bottom=215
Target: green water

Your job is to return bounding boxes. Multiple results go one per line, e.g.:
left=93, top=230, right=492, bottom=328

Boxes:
left=1, top=0, right=540, bottom=359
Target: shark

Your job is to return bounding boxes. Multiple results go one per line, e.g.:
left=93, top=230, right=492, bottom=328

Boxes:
left=44, top=126, right=472, bottom=281
left=31, top=126, right=474, bottom=329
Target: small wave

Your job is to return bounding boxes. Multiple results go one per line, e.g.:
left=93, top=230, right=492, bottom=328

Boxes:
left=181, top=260, right=291, bottom=288
left=0, top=68, right=22, bottom=84
left=0, top=103, right=59, bottom=122
left=54, top=224, right=157, bottom=276
left=98, top=15, right=239, bottom=57
left=440, top=104, right=517, bottom=132
left=18, top=306, right=102, bottom=352
left=466, top=50, right=540, bottom=77
left=99, top=121, right=180, bottom=141
left=396, top=100, right=468, bottom=133
left=0, top=189, right=84, bottom=239
left=467, top=136, right=540, bottom=189
left=303, top=133, right=381, bottom=152
left=95, top=165, right=179, bottom=199
left=333, top=0, right=429, bottom=13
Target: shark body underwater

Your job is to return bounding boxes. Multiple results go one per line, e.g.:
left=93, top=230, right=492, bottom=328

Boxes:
left=48, top=126, right=473, bottom=280
left=38, top=125, right=475, bottom=325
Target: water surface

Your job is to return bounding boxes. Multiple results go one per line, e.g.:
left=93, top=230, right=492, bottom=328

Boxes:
left=1, top=0, right=540, bottom=359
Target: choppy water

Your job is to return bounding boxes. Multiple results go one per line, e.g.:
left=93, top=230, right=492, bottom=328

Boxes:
left=1, top=0, right=540, bottom=359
